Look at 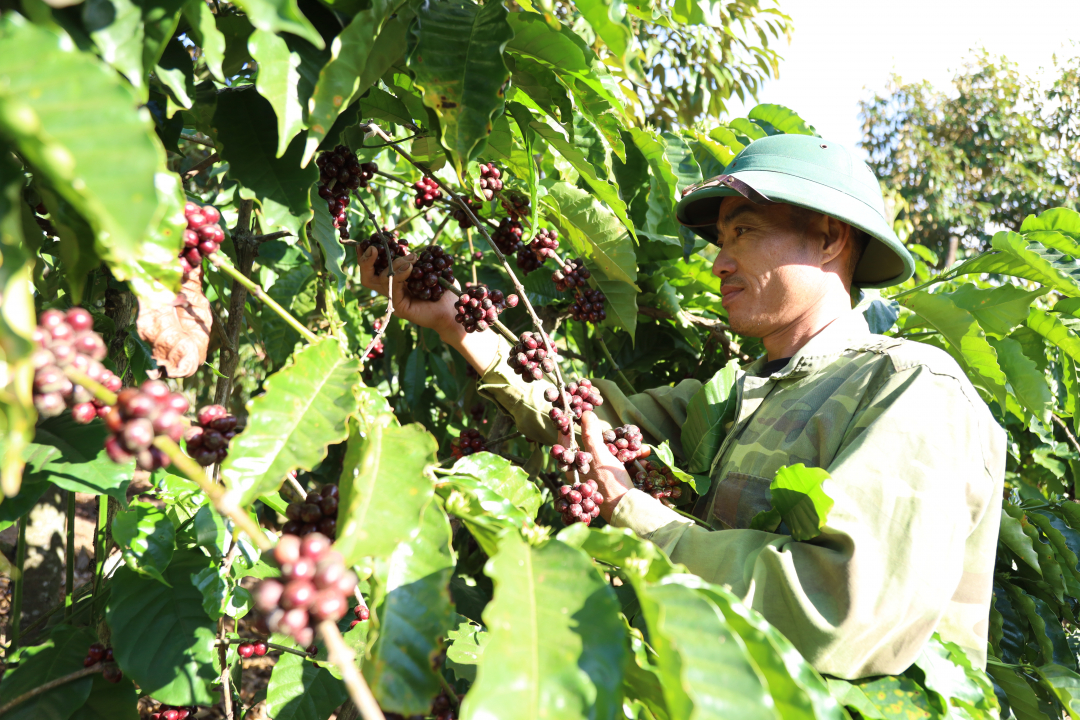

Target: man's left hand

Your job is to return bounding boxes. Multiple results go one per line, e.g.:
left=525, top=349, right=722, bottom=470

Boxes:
left=559, top=410, right=634, bottom=521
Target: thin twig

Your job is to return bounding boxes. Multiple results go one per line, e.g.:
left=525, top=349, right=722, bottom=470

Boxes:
left=184, top=153, right=220, bottom=179
left=10, top=517, right=25, bottom=647
left=209, top=254, right=318, bottom=344
left=466, top=229, right=478, bottom=286
left=252, top=231, right=293, bottom=243
left=215, top=638, right=314, bottom=658
left=215, top=199, right=255, bottom=405
left=0, top=663, right=110, bottom=715
left=595, top=334, right=635, bottom=395
left=65, top=490, right=75, bottom=619
left=436, top=670, right=460, bottom=708
left=286, top=472, right=306, bottom=500
left=318, top=620, right=386, bottom=720
left=426, top=214, right=451, bottom=247
left=1053, top=414, right=1080, bottom=458
left=181, top=133, right=216, bottom=148
left=352, top=193, right=397, bottom=367
left=392, top=209, right=428, bottom=233
left=373, top=169, right=412, bottom=187
left=484, top=431, right=522, bottom=446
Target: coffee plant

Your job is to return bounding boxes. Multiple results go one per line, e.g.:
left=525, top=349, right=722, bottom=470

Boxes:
left=1, top=0, right=1080, bottom=718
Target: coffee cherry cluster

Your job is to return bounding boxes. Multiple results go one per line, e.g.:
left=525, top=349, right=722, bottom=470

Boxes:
left=180, top=202, right=224, bottom=276
left=450, top=197, right=482, bottom=229
left=350, top=602, right=370, bottom=629
left=451, top=429, right=487, bottom=459
left=104, top=380, right=189, bottom=471
left=632, top=460, right=682, bottom=506
left=501, top=190, right=530, bottom=219
left=366, top=319, right=385, bottom=361
left=550, top=443, right=593, bottom=474
left=237, top=640, right=269, bottom=658
left=553, top=258, right=590, bottom=291
left=603, top=425, right=649, bottom=463
left=413, top=177, right=443, bottom=208
left=429, top=692, right=459, bottom=720
left=515, top=245, right=545, bottom=275
left=544, top=378, right=603, bottom=434
left=570, top=289, right=607, bottom=324
left=406, top=246, right=455, bottom=301
left=507, top=331, right=557, bottom=382
left=317, top=146, right=374, bottom=240
left=282, top=484, right=340, bottom=539
left=358, top=228, right=409, bottom=276
left=254, top=533, right=356, bottom=647
left=151, top=706, right=200, bottom=720
left=478, top=162, right=503, bottom=200
left=555, top=478, right=603, bottom=526
left=32, top=308, right=119, bottom=420
left=184, top=404, right=238, bottom=467
left=492, top=217, right=524, bottom=254
left=453, top=283, right=518, bottom=332
left=84, top=643, right=122, bottom=683
left=530, top=228, right=559, bottom=259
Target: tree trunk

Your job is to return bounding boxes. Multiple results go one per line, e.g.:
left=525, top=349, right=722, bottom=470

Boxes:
left=944, top=236, right=959, bottom=269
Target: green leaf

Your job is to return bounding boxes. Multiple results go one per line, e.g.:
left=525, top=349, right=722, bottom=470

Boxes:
left=182, top=0, right=226, bottom=81
left=0, top=15, right=181, bottom=298
left=445, top=619, right=489, bottom=682
left=367, top=501, right=456, bottom=714
left=990, top=231, right=1080, bottom=297
left=69, top=671, right=141, bottom=720
left=629, top=128, right=685, bottom=236
left=682, top=360, right=740, bottom=474
left=307, top=185, right=347, bottom=293
left=988, top=336, right=1052, bottom=424
left=557, top=523, right=678, bottom=583
left=249, top=30, right=305, bottom=158
left=0, top=625, right=96, bottom=720
left=229, top=0, right=323, bottom=50
left=544, top=181, right=637, bottom=288
left=999, top=509, right=1043, bottom=573
left=262, top=265, right=318, bottom=368
left=766, top=464, right=834, bottom=542
left=460, top=534, right=627, bottom=720
left=402, top=347, right=427, bottom=413
left=222, top=338, right=361, bottom=504
left=899, top=289, right=1007, bottom=406
left=825, top=675, right=935, bottom=719
left=407, top=0, right=514, bottom=172
left=265, top=645, right=348, bottom=720
left=335, top=419, right=437, bottom=564
left=943, top=283, right=1048, bottom=337
left=914, top=634, right=998, bottom=711
left=83, top=0, right=145, bottom=93
left=113, top=500, right=176, bottom=585
left=1028, top=308, right=1080, bottom=365
left=448, top=452, right=542, bottom=518
left=1035, top=664, right=1080, bottom=719
left=747, top=104, right=818, bottom=136
left=106, top=548, right=219, bottom=705
left=1022, top=208, right=1080, bottom=237
left=156, top=37, right=196, bottom=111
left=636, top=577, right=778, bottom=720
left=213, top=86, right=319, bottom=221
left=191, top=565, right=227, bottom=621
left=302, top=0, right=396, bottom=163
left=22, top=414, right=134, bottom=505
left=986, top=664, right=1051, bottom=720
left=573, top=0, right=632, bottom=66
left=530, top=116, right=634, bottom=233
left=438, top=474, right=531, bottom=556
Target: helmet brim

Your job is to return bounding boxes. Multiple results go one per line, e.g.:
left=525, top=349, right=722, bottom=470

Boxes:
left=676, top=171, right=914, bottom=289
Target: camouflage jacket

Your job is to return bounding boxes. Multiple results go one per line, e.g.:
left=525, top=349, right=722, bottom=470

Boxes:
left=477, top=310, right=1005, bottom=679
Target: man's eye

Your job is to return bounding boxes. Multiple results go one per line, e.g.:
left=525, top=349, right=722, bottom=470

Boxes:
left=734, top=226, right=748, bottom=237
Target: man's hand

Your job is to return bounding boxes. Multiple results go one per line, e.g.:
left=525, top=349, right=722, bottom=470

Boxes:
left=561, top=410, right=633, bottom=521
left=357, top=245, right=459, bottom=334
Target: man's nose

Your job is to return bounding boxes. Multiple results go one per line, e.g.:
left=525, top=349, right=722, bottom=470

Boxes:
left=712, top=249, right=735, bottom=278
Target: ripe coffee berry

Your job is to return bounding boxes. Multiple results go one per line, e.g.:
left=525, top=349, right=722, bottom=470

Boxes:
left=603, top=424, right=649, bottom=463
left=413, top=177, right=442, bottom=208
left=354, top=603, right=370, bottom=621
left=507, top=331, right=557, bottom=382
left=238, top=642, right=255, bottom=658
left=254, top=533, right=357, bottom=647
left=555, top=478, right=604, bottom=526
left=553, top=257, right=590, bottom=291
left=550, top=444, right=593, bottom=475
left=405, top=245, right=455, bottom=302
left=451, top=428, right=487, bottom=458
left=179, top=202, right=224, bottom=276
left=282, top=484, right=340, bottom=539
left=32, top=308, right=119, bottom=419
left=317, top=146, right=373, bottom=240
left=478, top=162, right=503, bottom=200
left=358, top=228, right=409, bottom=276
left=570, top=288, right=607, bottom=324
left=545, top=378, right=603, bottom=435
left=152, top=705, right=199, bottom=720
left=185, top=404, right=238, bottom=466
left=104, top=381, right=189, bottom=471
left=492, top=217, right=524, bottom=254
left=500, top=190, right=530, bottom=219
left=450, top=197, right=482, bottom=228
left=515, top=245, right=545, bottom=275
left=366, top=319, right=385, bottom=361
left=453, top=283, right=518, bottom=332
left=632, top=459, right=682, bottom=506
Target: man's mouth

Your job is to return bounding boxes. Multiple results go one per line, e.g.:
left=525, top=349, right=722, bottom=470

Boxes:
left=720, top=285, right=743, bottom=303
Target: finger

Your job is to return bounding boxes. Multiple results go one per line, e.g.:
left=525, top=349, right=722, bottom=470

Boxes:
left=579, top=411, right=608, bottom=455
left=358, top=247, right=383, bottom=291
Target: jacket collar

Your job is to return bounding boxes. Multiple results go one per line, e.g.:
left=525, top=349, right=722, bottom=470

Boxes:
left=743, top=310, right=878, bottom=380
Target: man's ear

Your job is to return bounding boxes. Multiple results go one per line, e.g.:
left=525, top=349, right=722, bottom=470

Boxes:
left=820, top=216, right=851, bottom=267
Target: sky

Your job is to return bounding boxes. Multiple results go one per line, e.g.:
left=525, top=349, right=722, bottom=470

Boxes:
left=724, top=0, right=1080, bottom=157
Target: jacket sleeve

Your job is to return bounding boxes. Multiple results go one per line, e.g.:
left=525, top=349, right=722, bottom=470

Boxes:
left=474, top=337, right=702, bottom=453
left=610, top=363, right=1003, bottom=677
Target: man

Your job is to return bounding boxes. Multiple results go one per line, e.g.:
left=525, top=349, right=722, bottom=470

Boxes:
left=359, top=134, right=1004, bottom=679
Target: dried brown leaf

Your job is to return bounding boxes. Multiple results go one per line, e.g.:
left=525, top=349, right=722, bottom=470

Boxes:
left=136, top=268, right=213, bottom=378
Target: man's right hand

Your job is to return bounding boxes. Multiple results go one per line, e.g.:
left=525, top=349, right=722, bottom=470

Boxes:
left=357, top=245, right=458, bottom=335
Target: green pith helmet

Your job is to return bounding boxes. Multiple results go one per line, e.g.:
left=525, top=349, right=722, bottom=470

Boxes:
left=675, top=134, right=914, bottom=288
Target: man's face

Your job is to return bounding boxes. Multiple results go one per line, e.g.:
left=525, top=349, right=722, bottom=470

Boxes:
left=710, top=197, right=832, bottom=338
